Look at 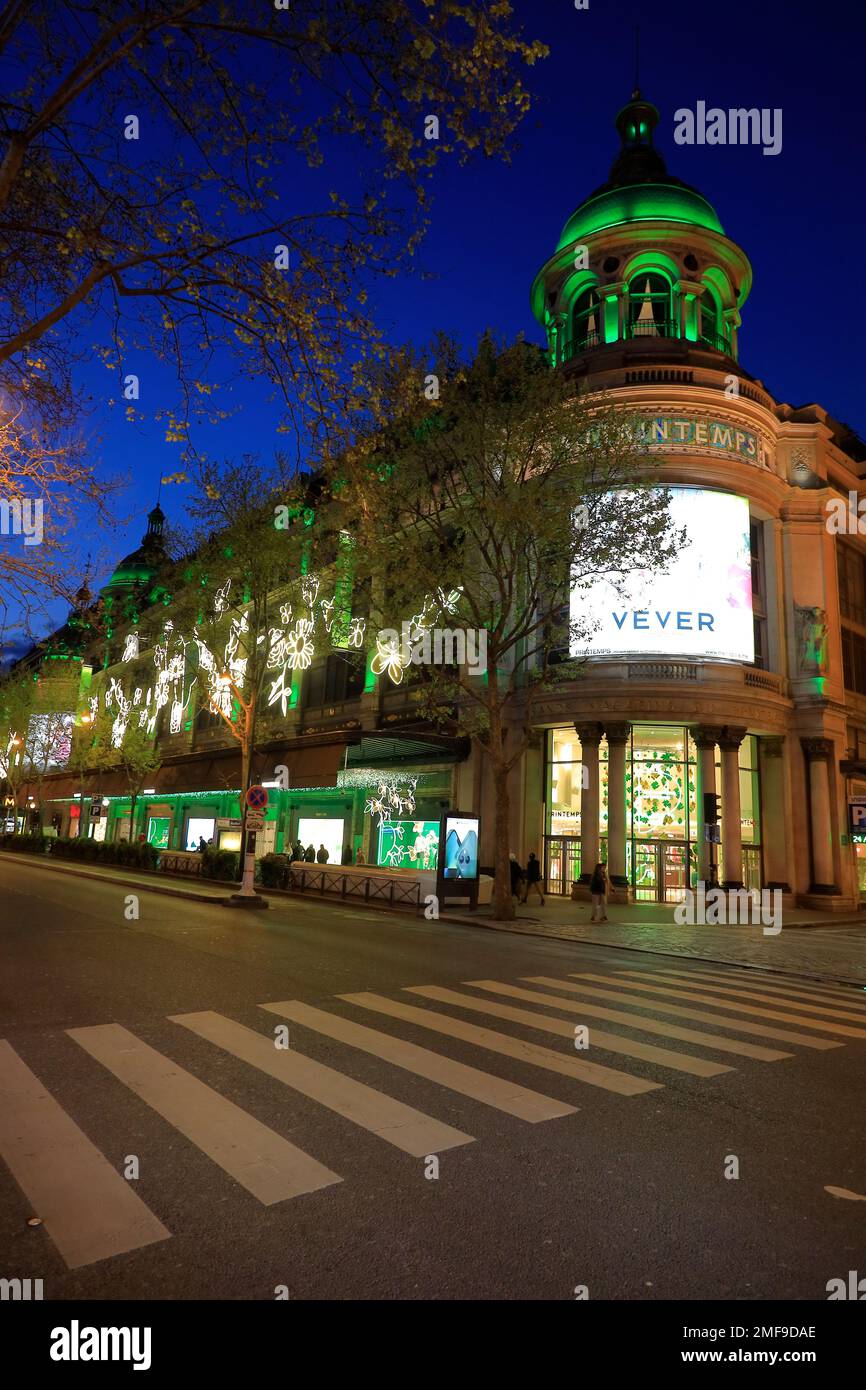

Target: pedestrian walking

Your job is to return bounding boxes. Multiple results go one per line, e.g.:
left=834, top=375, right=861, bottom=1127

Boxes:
left=590, top=861, right=608, bottom=922
left=509, top=851, right=525, bottom=900
left=522, top=851, right=545, bottom=905
left=341, top=842, right=353, bottom=865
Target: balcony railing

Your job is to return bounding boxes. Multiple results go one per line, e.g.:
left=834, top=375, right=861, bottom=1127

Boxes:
left=626, top=317, right=678, bottom=341
left=699, top=327, right=731, bottom=355
left=561, top=331, right=601, bottom=362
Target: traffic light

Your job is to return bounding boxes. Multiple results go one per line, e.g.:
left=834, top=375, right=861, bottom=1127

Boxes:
left=703, top=791, right=721, bottom=825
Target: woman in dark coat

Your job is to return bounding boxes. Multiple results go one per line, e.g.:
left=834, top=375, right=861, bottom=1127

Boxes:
left=590, top=861, right=608, bottom=922
left=522, top=851, right=545, bottom=905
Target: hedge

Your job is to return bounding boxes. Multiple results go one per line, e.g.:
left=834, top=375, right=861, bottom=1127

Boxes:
left=200, top=845, right=240, bottom=881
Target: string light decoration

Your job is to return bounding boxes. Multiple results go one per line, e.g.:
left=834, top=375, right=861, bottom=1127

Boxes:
left=80, top=574, right=459, bottom=752
left=370, top=587, right=462, bottom=685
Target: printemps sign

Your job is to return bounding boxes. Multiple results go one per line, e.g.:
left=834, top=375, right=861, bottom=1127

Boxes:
left=639, top=416, right=761, bottom=462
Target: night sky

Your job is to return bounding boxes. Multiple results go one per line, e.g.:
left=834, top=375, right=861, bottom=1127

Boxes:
left=68, top=0, right=866, bottom=602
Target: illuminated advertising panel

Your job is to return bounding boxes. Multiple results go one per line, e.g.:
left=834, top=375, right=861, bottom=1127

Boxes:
left=570, top=488, right=754, bottom=663
left=441, top=813, right=479, bottom=880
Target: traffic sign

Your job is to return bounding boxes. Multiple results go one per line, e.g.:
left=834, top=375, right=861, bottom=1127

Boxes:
left=246, top=785, right=268, bottom=810
left=245, top=811, right=265, bottom=832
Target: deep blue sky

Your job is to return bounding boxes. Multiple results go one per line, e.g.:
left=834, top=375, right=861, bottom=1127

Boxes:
left=71, top=0, right=866, bottom=597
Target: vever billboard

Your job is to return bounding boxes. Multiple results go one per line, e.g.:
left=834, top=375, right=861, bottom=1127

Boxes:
left=570, top=487, right=754, bottom=662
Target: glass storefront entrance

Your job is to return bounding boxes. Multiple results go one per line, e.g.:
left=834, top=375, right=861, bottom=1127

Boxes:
left=545, top=723, right=762, bottom=900
left=631, top=840, right=697, bottom=903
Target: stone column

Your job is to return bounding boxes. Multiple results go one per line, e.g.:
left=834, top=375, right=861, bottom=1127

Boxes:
left=801, top=737, right=839, bottom=893
left=760, top=737, right=791, bottom=891
left=576, top=722, right=602, bottom=889
left=690, top=725, right=724, bottom=886
left=719, top=726, right=747, bottom=890
left=604, top=722, right=630, bottom=900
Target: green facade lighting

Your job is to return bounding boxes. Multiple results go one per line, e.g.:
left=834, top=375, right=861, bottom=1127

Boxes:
left=557, top=183, right=724, bottom=252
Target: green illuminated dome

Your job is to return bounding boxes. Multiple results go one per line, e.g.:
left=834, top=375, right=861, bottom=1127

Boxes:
left=556, top=92, right=724, bottom=250
left=105, top=503, right=166, bottom=593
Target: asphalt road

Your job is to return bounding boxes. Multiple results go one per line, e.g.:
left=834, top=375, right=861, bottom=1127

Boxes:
left=1, top=857, right=865, bottom=1302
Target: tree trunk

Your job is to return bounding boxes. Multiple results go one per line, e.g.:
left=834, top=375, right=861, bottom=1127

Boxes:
left=491, top=760, right=515, bottom=921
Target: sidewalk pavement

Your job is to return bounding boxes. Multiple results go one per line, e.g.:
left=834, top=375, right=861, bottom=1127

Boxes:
left=4, top=852, right=866, bottom=985
left=439, top=894, right=866, bottom=986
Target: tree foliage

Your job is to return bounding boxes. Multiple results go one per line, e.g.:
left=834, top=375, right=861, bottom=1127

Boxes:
left=336, top=335, right=685, bottom=917
left=0, top=0, right=545, bottom=625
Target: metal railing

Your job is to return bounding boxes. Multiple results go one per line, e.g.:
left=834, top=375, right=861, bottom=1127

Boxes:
left=627, top=317, right=677, bottom=340
left=288, top=865, right=422, bottom=908
left=698, top=327, right=731, bottom=355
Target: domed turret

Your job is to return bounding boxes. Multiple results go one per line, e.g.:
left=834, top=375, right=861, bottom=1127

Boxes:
left=104, top=502, right=167, bottom=594
left=531, top=93, right=751, bottom=369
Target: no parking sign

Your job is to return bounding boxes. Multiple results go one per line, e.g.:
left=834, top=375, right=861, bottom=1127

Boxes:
left=246, top=785, right=268, bottom=811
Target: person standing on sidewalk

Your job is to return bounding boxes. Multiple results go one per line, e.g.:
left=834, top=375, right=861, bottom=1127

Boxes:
left=590, top=861, right=608, bottom=922
left=522, top=852, right=545, bottom=905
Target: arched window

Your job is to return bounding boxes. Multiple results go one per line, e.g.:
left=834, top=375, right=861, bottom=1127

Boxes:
left=571, top=288, right=601, bottom=353
left=628, top=273, right=672, bottom=338
left=699, top=289, right=727, bottom=352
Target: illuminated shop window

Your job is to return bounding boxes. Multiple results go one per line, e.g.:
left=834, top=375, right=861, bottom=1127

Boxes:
left=571, top=288, right=602, bottom=353
left=699, top=289, right=727, bottom=352
left=629, top=724, right=693, bottom=841
left=628, top=273, right=673, bottom=339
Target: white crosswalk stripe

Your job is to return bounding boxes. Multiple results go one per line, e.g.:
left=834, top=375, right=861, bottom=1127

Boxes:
left=614, top=969, right=866, bottom=1022
left=2, top=962, right=856, bottom=1272
left=404, top=985, right=732, bottom=1077
left=68, top=1023, right=341, bottom=1204
left=259, top=999, right=576, bottom=1122
left=171, top=1009, right=473, bottom=1156
left=635, top=966, right=866, bottom=1010
left=339, top=991, right=662, bottom=1095
left=454, top=981, right=791, bottom=1062
left=521, top=976, right=844, bottom=1049
left=0, top=1040, right=170, bottom=1270
left=565, top=972, right=866, bottom=1039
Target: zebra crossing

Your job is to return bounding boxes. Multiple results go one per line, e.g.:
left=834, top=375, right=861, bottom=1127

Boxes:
left=2, top=962, right=865, bottom=1270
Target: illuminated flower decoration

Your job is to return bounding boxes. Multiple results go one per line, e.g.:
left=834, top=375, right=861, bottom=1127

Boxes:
left=89, top=696, right=99, bottom=721
left=122, top=632, right=139, bottom=663
left=319, top=597, right=335, bottom=632
left=267, top=666, right=293, bottom=718
left=279, top=602, right=293, bottom=625
left=347, top=617, right=366, bottom=649
left=301, top=575, right=320, bottom=611
left=286, top=624, right=314, bottom=670
left=371, top=632, right=407, bottom=685
left=213, top=579, right=231, bottom=617
left=267, top=628, right=288, bottom=670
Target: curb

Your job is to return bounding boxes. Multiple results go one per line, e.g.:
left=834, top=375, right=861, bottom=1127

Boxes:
left=4, top=852, right=864, bottom=985
left=0, top=852, right=238, bottom=906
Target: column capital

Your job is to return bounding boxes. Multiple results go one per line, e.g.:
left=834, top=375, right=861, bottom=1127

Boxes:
left=717, top=725, right=748, bottom=752
left=575, top=721, right=603, bottom=747
left=801, top=735, right=834, bottom=762
left=761, top=736, right=786, bottom=759
left=689, top=724, right=725, bottom=751
left=604, top=721, right=631, bottom=746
